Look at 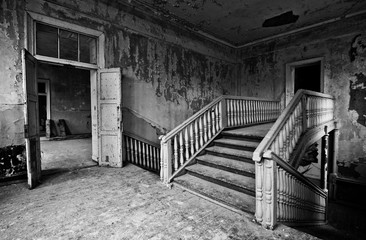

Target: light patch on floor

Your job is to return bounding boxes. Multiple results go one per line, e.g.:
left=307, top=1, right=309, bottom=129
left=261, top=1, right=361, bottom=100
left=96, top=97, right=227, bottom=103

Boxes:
left=40, top=137, right=96, bottom=170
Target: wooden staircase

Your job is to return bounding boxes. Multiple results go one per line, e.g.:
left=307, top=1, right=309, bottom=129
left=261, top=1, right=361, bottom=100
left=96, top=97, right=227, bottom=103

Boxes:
left=174, top=123, right=273, bottom=214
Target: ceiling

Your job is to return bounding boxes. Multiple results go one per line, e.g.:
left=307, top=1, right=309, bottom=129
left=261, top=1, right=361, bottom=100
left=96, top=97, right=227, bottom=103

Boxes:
left=128, top=0, right=366, bottom=46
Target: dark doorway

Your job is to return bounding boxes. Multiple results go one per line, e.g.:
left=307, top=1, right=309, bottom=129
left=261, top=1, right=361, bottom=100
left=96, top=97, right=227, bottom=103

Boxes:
left=294, top=61, right=321, bottom=93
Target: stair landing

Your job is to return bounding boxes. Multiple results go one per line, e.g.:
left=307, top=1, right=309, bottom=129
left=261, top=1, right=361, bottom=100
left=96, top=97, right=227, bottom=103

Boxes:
left=174, top=122, right=273, bottom=214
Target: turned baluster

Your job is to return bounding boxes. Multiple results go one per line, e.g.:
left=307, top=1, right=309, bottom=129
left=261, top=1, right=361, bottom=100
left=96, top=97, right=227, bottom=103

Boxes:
left=199, top=116, right=204, bottom=147
left=207, top=110, right=212, bottom=139
left=211, top=107, right=217, bottom=135
left=284, top=121, right=290, bottom=161
left=125, top=136, right=130, bottom=162
left=259, top=101, right=263, bottom=122
left=289, top=175, right=294, bottom=221
left=134, top=139, right=138, bottom=164
left=228, top=100, right=232, bottom=127
left=179, top=131, right=184, bottom=167
left=190, top=124, right=194, bottom=156
left=278, top=130, right=285, bottom=159
left=148, top=145, right=152, bottom=170
left=154, top=147, right=158, bottom=171
left=250, top=101, right=255, bottom=123
left=203, top=112, right=208, bottom=143
left=142, top=142, right=146, bottom=167
left=284, top=172, right=289, bottom=221
left=217, top=101, right=222, bottom=129
left=256, top=101, right=260, bottom=123
left=239, top=100, right=243, bottom=125
left=185, top=127, right=190, bottom=161
left=174, top=135, right=178, bottom=171
left=233, top=100, right=238, bottom=126
left=277, top=167, right=283, bottom=222
left=195, top=119, right=200, bottom=150
left=245, top=101, right=249, bottom=124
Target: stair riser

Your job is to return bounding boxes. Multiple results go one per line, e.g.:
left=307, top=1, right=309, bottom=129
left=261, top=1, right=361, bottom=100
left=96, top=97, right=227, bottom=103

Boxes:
left=220, top=133, right=263, bottom=142
left=204, top=150, right=253, bottom=163
left=213, top=142, right=257, bottom=152
left=197, top=159, right=255, bottom=178
left=174, top=181, right=255, bottom=214
left=187, top=171, right=255, bottom=197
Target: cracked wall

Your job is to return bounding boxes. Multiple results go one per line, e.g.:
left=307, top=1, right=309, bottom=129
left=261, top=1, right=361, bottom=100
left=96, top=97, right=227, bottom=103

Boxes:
left=0, top=0, right=239, bottom=149
left=239, top=13, right=366, bottom=181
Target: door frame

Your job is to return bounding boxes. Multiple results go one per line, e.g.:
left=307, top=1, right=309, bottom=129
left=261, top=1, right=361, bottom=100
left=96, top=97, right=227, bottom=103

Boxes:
left=24, top=12, right=105, bottom=163
left=285, top=57, right=324, bottom=105
left=37, top=78, right=51, bottom=120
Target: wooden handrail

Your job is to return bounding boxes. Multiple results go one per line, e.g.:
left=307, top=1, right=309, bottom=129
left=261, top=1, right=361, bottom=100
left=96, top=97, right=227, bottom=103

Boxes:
left=161, top=96, right=224, bottom=142
left=270, top=152, right=327, bottom=198
left=160, top=95, right=281, bottom=184
left=123, top=131, right=160, bottom=149
left=253, top=89, right=335, bottom=229
left=162, top=95, right=279, bottom=142
left=253, top=89, right=334, bottom=162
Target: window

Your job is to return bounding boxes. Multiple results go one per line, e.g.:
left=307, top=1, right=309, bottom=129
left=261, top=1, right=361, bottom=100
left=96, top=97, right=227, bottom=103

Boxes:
left=35, top=22, right=97, bottom=64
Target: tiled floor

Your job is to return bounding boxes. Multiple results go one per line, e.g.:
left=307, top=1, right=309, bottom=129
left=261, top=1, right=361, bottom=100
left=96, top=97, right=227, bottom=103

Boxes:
left=0, top=164, right=320, bottom=240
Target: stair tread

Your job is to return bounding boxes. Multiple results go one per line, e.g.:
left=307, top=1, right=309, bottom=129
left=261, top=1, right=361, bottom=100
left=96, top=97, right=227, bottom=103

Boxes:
left=196, top=154, right=255, bottom=174
left=186, top=164, right=255, bottom=191
left=205, top=146, right=254, bottom=159
left=223, top=122, right=273, bottom=138
left=174, top=174, right=255, bottom=213
left=214, top=138, right=259, bottom=148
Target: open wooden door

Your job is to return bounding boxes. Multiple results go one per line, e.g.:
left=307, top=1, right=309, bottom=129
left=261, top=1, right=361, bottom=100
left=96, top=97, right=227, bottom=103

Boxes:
left=97, top=68, right=123, bottom=167
left=22, top=49, right=41, bottom=189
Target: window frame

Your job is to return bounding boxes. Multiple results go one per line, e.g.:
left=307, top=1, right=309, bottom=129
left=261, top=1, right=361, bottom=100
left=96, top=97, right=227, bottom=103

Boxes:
left=26, top=11, right=105, bottom=69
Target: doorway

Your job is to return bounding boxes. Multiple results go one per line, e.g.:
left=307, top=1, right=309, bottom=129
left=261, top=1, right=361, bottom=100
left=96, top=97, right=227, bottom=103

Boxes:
left=37, top=62, right=96, bottom=171
left=285, top=57, right=324, bottom=105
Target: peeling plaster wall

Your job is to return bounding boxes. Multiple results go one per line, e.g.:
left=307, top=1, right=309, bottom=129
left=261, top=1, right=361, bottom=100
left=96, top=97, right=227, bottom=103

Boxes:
left=239, top=13, right=366, bottom=181
left=0, top=0, right=26, bottom=147
left=0, top=0, right=239, bottom=148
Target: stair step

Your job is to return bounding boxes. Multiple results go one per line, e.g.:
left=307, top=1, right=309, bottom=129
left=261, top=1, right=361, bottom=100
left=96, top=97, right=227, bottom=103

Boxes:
left=214, top=138, right=259, bottom=151
left=174, top=174, right=255, bottom=213
left=205, top=146, right=254, bottom=161
left=222, top=122, right=273, bottom=140
left=196, top=154, right=255, bottom=177
left=186, top=164, right=255, bottom=196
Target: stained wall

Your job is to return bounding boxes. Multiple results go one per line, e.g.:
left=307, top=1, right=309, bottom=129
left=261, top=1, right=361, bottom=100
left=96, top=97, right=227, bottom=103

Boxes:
left=0, top=0, right=239, bottom=148
left=239, top=13, right=366, bottom=181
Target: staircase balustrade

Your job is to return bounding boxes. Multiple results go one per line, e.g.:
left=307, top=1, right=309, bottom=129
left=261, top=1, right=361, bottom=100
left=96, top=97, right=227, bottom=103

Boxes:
left=253, top=89, right=336, bottom=229
left=124, top=132, right=160, bottom=173
left=160, top=96, right=280, bottom=184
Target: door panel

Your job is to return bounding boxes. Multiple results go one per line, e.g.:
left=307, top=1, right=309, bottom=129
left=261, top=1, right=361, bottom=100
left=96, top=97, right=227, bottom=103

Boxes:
left=22, top=49, right=41, bottom=189
left=98, top=68, right=123, bottom=167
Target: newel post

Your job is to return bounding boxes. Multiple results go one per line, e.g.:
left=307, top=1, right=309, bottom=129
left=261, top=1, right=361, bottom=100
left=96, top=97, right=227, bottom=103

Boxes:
left=160, top=138, right=172, bottom=185
left=220, top=98, right=228, bottom=129
left=301, top=95, right=308, bottom=131
left=329, top=121, right=340, bottom=200
left=254, top=150, right=277, bottom=229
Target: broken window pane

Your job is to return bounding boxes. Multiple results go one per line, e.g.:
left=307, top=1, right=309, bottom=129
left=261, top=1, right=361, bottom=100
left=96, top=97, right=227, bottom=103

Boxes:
left=79, top=34, right=97, bottom=64
left=59, top=29, right=78, bottom=61
left=36, top=23, right=58, bottom=58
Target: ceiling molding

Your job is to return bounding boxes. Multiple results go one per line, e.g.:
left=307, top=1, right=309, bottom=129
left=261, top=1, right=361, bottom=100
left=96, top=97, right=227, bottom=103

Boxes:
left=131, top=1, right=366, bottom=50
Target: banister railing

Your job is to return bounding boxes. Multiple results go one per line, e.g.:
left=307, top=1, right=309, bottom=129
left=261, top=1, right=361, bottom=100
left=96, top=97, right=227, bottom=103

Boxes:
left=252, top=89, right=335, bottom=229
left=160, top=95, right=281, bottom=184
left=124, top=132, right=161, bottom=173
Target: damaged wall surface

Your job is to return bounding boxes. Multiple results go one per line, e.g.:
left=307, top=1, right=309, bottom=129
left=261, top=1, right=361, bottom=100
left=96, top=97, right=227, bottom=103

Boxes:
left=0, top=0, right=239, bottom=149
left=239, top=13, right=366, bottom=181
